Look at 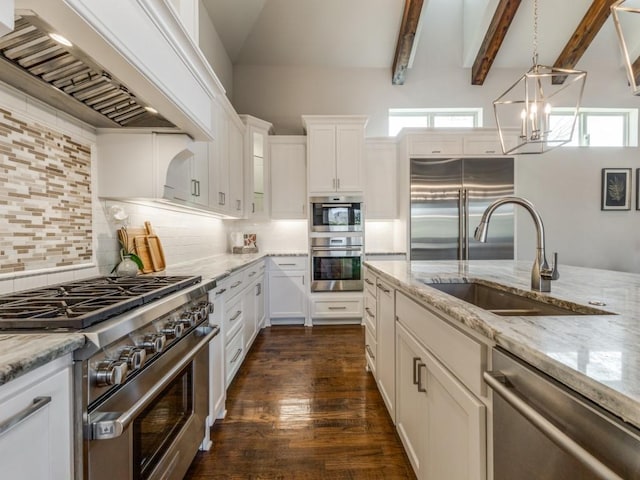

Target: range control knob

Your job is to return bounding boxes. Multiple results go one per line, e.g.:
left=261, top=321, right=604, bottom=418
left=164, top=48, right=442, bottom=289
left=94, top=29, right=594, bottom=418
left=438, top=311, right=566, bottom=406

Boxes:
left=119, top=347, right=147, bottom=371
left=186, top=307, right=203, bottom=323
left=95, top=360, right=128, bottom=387
left=177, top=313, right=196, bottom=328
left=140, top=333, right=166, bottom=354
left=198, top=301, right=213, bottom=316
left=161, top=321, right=184, bottom=339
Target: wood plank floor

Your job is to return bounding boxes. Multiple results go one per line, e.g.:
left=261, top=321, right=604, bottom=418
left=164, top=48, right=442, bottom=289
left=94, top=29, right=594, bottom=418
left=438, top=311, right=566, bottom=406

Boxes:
left=184, top=325, right=416, bottom=479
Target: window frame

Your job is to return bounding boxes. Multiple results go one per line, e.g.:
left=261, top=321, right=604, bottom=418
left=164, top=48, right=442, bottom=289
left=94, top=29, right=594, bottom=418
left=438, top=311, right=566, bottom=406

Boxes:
left=388, top=108, right=483, bottom=136
left=550, top=108, right=638, bottom=147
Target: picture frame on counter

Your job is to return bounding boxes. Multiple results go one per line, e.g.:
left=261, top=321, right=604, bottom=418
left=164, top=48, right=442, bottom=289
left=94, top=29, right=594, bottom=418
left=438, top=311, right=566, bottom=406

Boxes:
left=601, top=168, right=631, bottom=211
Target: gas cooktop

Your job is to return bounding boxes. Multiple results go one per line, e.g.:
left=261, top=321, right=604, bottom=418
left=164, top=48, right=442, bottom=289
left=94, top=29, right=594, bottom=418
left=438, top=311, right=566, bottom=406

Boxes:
left=0, top=276, right=202, bottom=330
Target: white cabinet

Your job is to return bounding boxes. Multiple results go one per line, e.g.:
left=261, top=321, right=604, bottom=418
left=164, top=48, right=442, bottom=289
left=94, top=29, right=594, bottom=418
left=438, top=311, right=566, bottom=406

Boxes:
left=242, top=262, right=265, bottom=350
left=310, top=294, right=363, bottom=323
left=241, top=115, right=273, bottom=219
left=395, top=292, right=487, bottom=480
left=269, top=136, right=307, bottom=219
left=0, top=355, right=73, bottom=480
left=402, top=129, right=516, bottom=157
left=267, top=257, right=308, bottom=325
left=208, top=286, right=226, bottom=421
left=303, top=115, right=367, bottom=194
left=364, top=138, right=398, bottom=219
left=363, top=267, right=378, bottom=376
left=228, top=118, right=245, bottom=216
left=376, top=277, right=396, bottom=421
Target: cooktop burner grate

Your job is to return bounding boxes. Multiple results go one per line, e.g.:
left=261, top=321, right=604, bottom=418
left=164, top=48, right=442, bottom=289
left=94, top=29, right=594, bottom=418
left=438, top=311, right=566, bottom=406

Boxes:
left=0, top=275, right=201, bottom=330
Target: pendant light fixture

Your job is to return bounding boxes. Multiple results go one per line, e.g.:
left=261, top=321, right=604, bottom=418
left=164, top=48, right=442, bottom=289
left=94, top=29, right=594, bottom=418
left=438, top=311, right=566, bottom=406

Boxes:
left=493, top=0, right=587, bottom=154
left=611, top=0, right=640, bottom=95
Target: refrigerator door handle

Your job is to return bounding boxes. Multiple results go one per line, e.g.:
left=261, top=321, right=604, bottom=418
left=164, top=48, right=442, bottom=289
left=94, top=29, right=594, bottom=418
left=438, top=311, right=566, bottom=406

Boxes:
left=458, top=188, right=464, bottom=260
left=464, top=188, right=470, bottom=260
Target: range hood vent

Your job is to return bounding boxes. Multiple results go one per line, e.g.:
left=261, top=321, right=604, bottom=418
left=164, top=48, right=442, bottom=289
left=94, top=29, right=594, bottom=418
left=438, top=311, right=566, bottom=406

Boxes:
left=0, top=14, right=175, bottom=128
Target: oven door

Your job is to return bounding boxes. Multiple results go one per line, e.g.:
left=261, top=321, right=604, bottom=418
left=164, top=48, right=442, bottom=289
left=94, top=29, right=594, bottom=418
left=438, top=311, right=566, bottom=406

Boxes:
left=310, top=197, right=362, bottom=232
left=86, top=324, right=215, bottom=480
left=311, top=247, right=363, bottom=292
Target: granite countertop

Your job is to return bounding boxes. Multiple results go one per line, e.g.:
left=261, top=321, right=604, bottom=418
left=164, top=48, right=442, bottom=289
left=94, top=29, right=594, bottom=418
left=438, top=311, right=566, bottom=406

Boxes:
left=163, top=251, right=308, bottom=281
left=0, top=333, right=85, bottom=387
left=364, top=259, right=640, bottom=429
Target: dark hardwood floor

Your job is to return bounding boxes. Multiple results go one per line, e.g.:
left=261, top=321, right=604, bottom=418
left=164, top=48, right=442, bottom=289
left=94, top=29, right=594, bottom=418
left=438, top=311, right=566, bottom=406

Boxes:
left=184, top=325, right=416, bottom=479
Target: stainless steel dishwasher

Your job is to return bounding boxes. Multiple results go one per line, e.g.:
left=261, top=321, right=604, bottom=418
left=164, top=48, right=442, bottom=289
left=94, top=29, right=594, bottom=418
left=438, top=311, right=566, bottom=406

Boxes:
left=485, top=348, right=640, bottom=480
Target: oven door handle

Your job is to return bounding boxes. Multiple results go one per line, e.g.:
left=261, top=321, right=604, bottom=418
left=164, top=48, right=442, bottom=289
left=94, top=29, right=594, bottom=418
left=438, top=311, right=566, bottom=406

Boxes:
left=484, top=371, right=624, bottom=480
left=310, top=247, right=363, bottom=252
left=90, top=326, right=218, bottom=441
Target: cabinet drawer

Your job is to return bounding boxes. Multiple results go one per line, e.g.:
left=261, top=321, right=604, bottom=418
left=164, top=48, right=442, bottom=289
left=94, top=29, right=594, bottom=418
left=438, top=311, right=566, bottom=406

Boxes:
left=243, top=260, right=264, bottom=284
left=223, top=294, right=243, bottom=343
left=211, top=277, right=230, bottom=303
left=396, top=292, right=486, bottom=397
left=364, top=269, right=377, bottom=296
left=365, top=327, right=377, bottom=377
left=269, top=256, right=307, bottom=270
left=364, top=289, right=376, bottom=335
left=409, top=135, right=463, bottom=156
left=226, top=271, right=245, bottom=300
left=225, top=329, right=244, bottom=387
left=311, top=297, right=363, bottom=318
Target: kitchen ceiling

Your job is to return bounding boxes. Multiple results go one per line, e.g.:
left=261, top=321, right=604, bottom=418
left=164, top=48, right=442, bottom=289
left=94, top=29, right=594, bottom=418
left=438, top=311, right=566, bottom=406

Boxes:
left=201, top=0, right=624, bottom=80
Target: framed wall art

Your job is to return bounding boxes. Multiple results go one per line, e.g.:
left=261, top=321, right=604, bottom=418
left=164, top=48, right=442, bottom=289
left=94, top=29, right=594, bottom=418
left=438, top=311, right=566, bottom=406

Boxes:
left=601, top=168, right=631, bottom=211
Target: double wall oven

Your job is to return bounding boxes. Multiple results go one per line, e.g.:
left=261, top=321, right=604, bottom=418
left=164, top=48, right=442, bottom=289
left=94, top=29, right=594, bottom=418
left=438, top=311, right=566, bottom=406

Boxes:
left=310, top=196, right=363, bottom=292
left=0, top=275, right=217, bottom=480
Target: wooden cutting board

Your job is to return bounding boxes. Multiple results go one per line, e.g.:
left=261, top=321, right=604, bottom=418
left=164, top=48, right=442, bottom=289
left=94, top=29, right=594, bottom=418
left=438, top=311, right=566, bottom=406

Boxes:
left=119, top=226, right=147, bottom=254
left=145, top=221, right=166, bottom=272
left=133, top=236, right=154, bottom=273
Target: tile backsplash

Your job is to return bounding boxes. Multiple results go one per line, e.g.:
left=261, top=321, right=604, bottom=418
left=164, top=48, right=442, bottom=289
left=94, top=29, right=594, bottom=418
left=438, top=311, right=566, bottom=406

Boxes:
left=0, top=107, right=92, bottom=274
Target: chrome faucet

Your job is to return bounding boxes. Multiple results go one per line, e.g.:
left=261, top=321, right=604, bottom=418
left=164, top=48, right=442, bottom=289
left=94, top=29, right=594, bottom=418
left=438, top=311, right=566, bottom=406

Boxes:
left=474, top=196, right=558, bottom=292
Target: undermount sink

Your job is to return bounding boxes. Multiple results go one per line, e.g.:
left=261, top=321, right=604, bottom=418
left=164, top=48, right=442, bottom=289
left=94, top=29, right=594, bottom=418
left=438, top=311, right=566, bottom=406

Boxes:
left=424, top=282, right=612, bottom=316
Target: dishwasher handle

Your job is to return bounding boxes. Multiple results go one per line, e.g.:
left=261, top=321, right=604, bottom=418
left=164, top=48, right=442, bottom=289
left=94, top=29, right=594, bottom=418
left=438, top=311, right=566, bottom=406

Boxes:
left=484, top=371, right=623, bottom=480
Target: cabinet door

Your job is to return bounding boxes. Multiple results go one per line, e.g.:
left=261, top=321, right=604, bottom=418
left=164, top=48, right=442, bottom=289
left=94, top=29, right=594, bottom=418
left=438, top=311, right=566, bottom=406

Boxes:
left=268, top=271, right=307, bottom=318
left=335, top=123, right=364, bottom=192
left=365, top=141, right=397, bottom=219
left=376, top=279, right=395, bottom=421
left=270, top=139, right=307, bottom=219
left=255, top=276, right=265, bottom=330
left=212, top=102, right=230, bottom=210
left=0, top=359, right=72, bottom=480
left=190, top=141, right=209, bottom=207
left=396, top=323, right=428, bottom=479
left=242, top=283, right=257, bottom=350
left=307, top=124, right=337, bottom=194
left=228, top=120, right=244, bottom=216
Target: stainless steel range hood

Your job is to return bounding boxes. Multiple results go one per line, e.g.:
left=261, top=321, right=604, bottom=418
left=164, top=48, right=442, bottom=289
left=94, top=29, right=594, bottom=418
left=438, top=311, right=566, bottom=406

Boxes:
left=0, top=12, right=175, bottom=128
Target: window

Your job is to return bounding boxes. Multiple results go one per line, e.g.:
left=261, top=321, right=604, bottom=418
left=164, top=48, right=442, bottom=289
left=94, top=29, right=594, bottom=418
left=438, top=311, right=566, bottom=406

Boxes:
left=550, top=108, right=638, bottom=147
left=389, top=108, right=482, bottom=136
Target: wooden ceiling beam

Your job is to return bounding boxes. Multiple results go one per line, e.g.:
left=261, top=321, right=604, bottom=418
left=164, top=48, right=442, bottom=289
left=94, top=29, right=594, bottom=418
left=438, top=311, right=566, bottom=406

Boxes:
left=471, top=0, right=522, bottom=86
left=392, top=0, right=424, bottom=85
left=552, top=0, right=618, bottom=84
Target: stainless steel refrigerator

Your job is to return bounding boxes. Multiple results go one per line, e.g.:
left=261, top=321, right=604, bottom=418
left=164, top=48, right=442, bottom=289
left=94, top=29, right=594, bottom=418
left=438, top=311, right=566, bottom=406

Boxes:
left=410, top=157, right=514, bottom=261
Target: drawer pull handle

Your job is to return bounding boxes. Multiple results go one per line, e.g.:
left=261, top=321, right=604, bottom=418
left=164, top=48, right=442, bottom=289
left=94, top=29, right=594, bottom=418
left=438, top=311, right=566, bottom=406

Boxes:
left=230, top=348, right=242, bottom=364
left=417, top=362, right=427, bottom=393
left=230, top=281, right=242, bottom=289
left=278, top=263, right=297, bottom=266
left=230, top=310, right=241, bottom=322
left=365, top=307, right=374, bottom=317
left=216, top=288, right=227, bottom=295
left=328, top=306, right=347, bottom=310
left=0, top=396, right=51, bottom=435
left=364, top=278, right=374, bottom=286
left=412, top=357, right=421, bottom=385
left=248, top=271, right=257, bottom=277
left=377, top=283, right=391, bottom=294
left=366, top=345, right=375, bottom=361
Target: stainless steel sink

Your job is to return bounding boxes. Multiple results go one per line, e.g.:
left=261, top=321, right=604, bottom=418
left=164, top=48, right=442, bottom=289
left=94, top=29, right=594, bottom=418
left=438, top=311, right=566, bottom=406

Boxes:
left=424, top=282, right=611, bottom=316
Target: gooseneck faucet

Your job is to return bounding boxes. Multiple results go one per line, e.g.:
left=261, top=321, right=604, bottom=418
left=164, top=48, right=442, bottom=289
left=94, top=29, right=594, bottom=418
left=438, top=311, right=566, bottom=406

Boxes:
left=474, top=196, right=558, bottom=292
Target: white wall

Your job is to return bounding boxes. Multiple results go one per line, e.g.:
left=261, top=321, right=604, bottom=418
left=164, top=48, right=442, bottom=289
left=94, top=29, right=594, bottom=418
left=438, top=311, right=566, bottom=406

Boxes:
left=198, top=0, right=234, bottom=98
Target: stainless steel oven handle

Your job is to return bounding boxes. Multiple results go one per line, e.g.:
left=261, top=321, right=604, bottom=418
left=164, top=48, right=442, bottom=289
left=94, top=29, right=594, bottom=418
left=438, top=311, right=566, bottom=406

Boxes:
left=91, top=326, right=217, bottom=441
left=484, top=371, right=623, bottom=480
left=320, top=203, right=352, bottom=208
left=310, top=247, right=363, bottom=252
left=0, top=396, right=51, bottom=436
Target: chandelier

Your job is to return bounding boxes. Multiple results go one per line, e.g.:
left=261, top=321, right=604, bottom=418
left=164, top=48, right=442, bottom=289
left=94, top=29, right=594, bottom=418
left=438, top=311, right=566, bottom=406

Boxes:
left=493, top=0, right=587, bottom=155
left=611, top=0, right=640, bottom=95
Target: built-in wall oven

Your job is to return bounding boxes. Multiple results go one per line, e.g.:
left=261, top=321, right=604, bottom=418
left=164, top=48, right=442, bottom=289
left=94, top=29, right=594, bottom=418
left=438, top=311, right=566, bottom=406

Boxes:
left=310, top=236, right=363, bottom=292
left=310, top=196, right=362, bottom=233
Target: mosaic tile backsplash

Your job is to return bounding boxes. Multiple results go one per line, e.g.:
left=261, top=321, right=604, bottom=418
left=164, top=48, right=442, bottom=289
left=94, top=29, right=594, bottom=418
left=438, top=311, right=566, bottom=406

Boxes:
left=0, top=108, right=92, bottom=274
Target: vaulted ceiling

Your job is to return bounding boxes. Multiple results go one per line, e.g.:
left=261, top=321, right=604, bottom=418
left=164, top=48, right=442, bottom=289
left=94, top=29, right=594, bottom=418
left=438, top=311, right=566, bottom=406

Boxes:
left=201, top=0, right=628, bottom=86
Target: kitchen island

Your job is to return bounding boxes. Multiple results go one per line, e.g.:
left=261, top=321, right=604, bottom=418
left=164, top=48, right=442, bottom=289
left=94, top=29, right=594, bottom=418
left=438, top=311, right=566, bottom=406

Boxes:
left=365, top=259, right=640, bottom=430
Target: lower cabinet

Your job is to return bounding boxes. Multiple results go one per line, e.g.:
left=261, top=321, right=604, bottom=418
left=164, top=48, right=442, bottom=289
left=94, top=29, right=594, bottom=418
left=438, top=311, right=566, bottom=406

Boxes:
left=396, top=322, right=487, bottom=480
left=0, top=355, right=73, bottom=480
left=268, top=257, right=308, bottom=325
left=376, top=277, right=396, bottom=421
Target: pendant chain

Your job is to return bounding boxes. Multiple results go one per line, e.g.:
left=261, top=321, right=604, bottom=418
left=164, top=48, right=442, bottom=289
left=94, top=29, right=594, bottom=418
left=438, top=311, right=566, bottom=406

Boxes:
left=532, top=0, right=539, bottom=66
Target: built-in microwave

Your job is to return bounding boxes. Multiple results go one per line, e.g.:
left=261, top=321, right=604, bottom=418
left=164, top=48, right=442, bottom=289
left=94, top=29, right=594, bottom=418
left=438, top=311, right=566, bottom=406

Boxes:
left=310, top=196, right=362, bottom=233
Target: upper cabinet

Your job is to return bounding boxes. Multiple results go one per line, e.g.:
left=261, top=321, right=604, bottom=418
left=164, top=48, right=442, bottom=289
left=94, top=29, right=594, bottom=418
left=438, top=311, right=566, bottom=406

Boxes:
left=240, top=115, right=273, bottom=220
left=364, top=138, right=397, bottom=220
left=401, top=128, right=517, bottom=157
left=270, top=136, right=307, bottom=219
left=302, top=115, right=368, bottom=195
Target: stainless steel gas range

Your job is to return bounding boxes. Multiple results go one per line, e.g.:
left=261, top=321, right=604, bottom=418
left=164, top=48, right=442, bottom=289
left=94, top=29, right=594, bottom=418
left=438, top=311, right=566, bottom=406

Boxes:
left=0, top=275, right=217, bottom=480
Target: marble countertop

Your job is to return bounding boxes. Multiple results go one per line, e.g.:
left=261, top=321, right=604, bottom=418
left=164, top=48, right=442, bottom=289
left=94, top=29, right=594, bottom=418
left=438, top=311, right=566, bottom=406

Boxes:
left=364, top=260, right=640, bottom=429
left=0, top=333, right=85, bottom=386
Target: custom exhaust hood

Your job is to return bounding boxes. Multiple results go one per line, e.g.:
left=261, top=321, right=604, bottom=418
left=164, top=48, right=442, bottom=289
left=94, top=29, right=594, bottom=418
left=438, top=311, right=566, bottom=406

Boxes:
left=0, top=12, right=175, bottom=128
